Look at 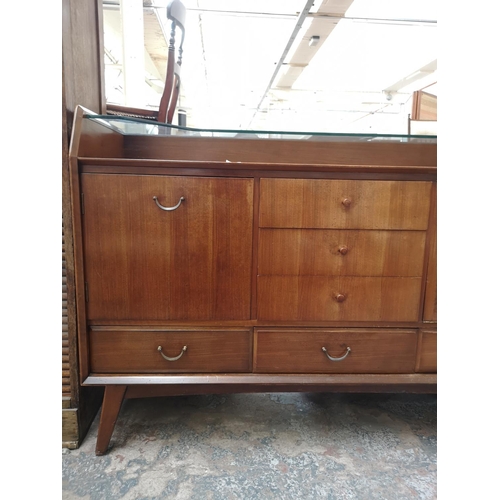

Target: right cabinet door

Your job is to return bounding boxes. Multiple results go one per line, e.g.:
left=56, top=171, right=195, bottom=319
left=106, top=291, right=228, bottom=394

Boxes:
left=258, top=179, right=432, bottom=322
left=81, top=174, right=254, bottom=321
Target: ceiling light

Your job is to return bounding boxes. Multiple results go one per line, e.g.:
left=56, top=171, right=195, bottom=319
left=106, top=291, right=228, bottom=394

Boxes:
left=309, top=36, right=320, bottom=47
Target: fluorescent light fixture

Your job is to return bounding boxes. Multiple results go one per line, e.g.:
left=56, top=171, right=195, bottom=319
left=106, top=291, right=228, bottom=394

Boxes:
left=405, top=70, right=422, bottom=80
left=309, top=35, right=320, bottom=46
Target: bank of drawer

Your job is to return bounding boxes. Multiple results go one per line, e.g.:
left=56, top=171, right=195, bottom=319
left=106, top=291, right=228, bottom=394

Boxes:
left=254, top=329, right=418, bottom=373
left=257, top=276, right=421, bottom=322
left=89, top=328, right=252, bottom=373
left=259, top=179, right=432, bottom=229
left=258, top=229, right=426, bottom=276
left=415, top=330, right=437, bottom=373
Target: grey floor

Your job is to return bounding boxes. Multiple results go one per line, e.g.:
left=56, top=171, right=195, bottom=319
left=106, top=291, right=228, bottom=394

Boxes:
left=62, top=392, right=437, bottom=500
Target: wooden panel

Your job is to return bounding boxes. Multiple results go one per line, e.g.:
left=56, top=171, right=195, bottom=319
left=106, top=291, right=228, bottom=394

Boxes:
left=81, top=174, right=253, bottom=321
left=62, top=219, right=71, bottom=397
left=412, top=91, right=437, bottom=121
left=423, top=184, right=437, bottom=321
left=416, top=330, right=437, bottom=373
left=123, top=135, right=437, bottom=167
left=77, top=117, right=125, bottom=158
left=257, top=276, right=422, bottom=321
left=260, top=179, right=432, bottom=229
left=254, top=329, right=417, bottom=374
left=258, top=229, right=426, bottom=277
left=62, top=0, right=105, bottom=128
left=89, top=329, right=252, bottom=373
left=124, top=374, right=437, bottom=396
left=62, top=408, right=79, bottom=444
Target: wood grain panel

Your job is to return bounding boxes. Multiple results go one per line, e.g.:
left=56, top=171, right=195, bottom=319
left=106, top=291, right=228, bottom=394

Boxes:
left=123, top=135, right=437, bottom=167
left=254, top=329, right=417, bottom=374
left=81, top=174, right=253, bottom=321
left=257, top=276, right=422, bottom=321
left=412, top=91, right=437, bottom=121
left=260, top=179, right=432, bottom=229
left=258, top=229, right=426, bottom=276
left=423, top=183, right=437, bottom=321
left=62, top=408, right=79, bottom=444
left=62, top=0, right=105, bottom=129
left=89, top=329, right=252, bottom=373
left=62, top=219, right=71, bottom=396
left=415, top=330, right=437, bottom=373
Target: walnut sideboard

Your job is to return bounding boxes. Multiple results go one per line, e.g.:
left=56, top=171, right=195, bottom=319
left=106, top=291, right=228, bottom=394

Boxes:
left=68, top=107, right=437, bottom=455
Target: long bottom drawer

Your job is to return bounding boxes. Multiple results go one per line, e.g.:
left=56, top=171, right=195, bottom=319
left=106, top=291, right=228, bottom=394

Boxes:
left=89, top=328, right=252, bottom=373
left=254, top=329, right=418, bottom=374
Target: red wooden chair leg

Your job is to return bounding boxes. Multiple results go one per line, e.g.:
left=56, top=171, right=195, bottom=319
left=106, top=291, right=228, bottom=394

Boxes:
left=95, top=385, right=127, bottom=456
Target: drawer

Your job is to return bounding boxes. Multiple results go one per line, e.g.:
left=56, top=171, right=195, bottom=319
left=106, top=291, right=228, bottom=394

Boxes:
left=415, top=330, right=437, bottom=373
left=258, top=276, right=421, bottom=322
left=259, top=179, right=432, bottom=229
left=89, top=328, right=252, bottom=373
left=254, top=329, right=418, bottom=373
left=258, top=229, right=426, bottom=276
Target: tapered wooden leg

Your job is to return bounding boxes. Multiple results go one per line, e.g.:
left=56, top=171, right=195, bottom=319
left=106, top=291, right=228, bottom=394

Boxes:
left=95, top=385, right=127, bottom=456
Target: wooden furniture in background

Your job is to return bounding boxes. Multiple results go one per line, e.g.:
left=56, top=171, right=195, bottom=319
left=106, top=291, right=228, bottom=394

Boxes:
left=409, top=89, right=437, bottom=136
left=412, top=90, right=437, bottom=121
left=62, top=0, right=105, bottom=448
left=107, top=0, right=186, bottom=124
left=69, top=109, right=437, bottom=455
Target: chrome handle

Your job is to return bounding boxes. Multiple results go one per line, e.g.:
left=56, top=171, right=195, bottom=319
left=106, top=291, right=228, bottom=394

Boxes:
left=153, top=196, right=185, bottom=211
left=322, top=346, right=351, bottom=362
left=157, top=345, right=187, bottom=361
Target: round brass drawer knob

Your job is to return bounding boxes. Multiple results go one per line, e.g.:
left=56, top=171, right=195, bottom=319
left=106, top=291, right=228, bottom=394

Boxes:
left=338, top=246, right=348, bottom=255
left=341, top=197, right=352, bottom=208
left=335, top=293, right=347, bottom=303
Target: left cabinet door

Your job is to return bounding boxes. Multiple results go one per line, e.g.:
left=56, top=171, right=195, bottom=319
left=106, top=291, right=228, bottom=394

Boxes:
left=80, top=174, right=254, bottom=321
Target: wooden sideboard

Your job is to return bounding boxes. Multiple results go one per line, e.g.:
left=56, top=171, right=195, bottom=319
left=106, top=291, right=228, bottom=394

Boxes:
left=69, top=107, right=437, bottom=455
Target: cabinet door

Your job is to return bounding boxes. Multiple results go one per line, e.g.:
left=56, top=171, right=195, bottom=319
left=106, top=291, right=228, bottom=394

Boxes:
left=81, top=174, right=253, bottom=321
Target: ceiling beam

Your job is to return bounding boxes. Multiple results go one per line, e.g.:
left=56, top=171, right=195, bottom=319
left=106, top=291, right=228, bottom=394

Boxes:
left=248, top=0, right=316, bottom=127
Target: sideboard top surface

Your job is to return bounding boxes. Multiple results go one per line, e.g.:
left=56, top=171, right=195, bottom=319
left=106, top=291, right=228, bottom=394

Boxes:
left=71, top=107, right=437, bottom=170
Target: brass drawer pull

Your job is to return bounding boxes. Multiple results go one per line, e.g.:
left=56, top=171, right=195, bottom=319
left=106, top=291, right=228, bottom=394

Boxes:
left=338, top=245, right=348, bottom=255
left=322, top=346, right=351, bottom=362
left=157, top=345, right=187, bottom=361
left=153, top=196, right=185, bottom=211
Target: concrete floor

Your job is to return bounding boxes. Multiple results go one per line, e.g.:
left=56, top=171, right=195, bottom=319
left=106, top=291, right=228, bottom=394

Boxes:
left=62, top=392, right=437, bottom=499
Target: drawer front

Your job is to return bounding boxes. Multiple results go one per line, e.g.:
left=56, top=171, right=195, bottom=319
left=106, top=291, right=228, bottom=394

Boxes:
left=416, top=330, right=437, bottom=373
left=258, top=229, right=426, bottom=277
left=259, top=179, right=432, bottom=229
left=81, top=174, right=253, bottom=321
left=89, top=328, right=252, bottom=373
left=254, top=329, right=418, bottom=373
left=258, top=276, right=421, bottom=321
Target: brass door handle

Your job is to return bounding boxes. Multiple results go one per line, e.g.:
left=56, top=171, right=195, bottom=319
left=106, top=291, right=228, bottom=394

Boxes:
left=157, top=345, right=187, bottom=361
left=322, top=346, right=351, bottom=362
left=153, top=196, right=185, bottom=211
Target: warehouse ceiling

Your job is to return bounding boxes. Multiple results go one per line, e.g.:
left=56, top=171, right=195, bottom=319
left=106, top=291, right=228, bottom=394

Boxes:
left=102, top=0, right=437, bottom=133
